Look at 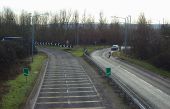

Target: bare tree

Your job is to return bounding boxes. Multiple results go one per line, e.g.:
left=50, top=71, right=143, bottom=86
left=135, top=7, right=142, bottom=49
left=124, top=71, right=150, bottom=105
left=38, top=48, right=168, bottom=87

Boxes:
left=98, top=12, right=107, bottom=44
left=131, top=13, right=153, bottom=59
left=58, top=10, right=72, bottom=42
left=49, top=13, right=60, bottom=41
left=38, top=13, right=49, bottom=41
left=85, top=14, right=96, bottom=44
left=109, top=18, right=123, bottom=45
left=2, top=8, right=18, bottom=36
left=19, top=11, right=31, bottom=39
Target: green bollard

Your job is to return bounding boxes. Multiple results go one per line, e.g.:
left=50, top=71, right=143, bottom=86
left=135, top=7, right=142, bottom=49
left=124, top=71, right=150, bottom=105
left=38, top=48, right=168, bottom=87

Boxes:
left=106, top=68, right=111, bottom=77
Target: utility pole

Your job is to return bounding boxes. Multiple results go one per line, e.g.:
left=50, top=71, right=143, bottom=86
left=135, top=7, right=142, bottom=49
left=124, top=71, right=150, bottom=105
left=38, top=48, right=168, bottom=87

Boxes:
left=127, top=15, right=132, bottom=49
left=124, top=18, right=127, bottom=53
left=31, top=16, right=35, bottom=62
left=75, top=22, right=79, bottom=46
left=30, top=13, right=49, bottom=62
left=76, top=22, right=78, bottom=46
left=112, top=16, right=131, bottom=54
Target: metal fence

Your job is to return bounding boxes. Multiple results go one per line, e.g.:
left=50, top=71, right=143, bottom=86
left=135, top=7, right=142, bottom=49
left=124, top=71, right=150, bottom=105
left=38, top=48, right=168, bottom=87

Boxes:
left=83, top=52, right=152, bottom=109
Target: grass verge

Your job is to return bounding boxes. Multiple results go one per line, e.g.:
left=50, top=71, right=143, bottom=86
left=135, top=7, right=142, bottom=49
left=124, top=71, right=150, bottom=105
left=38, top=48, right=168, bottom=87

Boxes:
left=1, top=52, right=47, bottom=109
left=63, top=45, right=109, bottom=57
left=41, top=45, right=109, bottom=57
left=112, top=51, right=170, bottom=78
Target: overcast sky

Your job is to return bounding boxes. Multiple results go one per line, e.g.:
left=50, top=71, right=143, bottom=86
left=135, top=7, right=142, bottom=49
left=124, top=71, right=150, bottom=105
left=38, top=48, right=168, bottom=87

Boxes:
left=0, top=0, right=170, bottom=23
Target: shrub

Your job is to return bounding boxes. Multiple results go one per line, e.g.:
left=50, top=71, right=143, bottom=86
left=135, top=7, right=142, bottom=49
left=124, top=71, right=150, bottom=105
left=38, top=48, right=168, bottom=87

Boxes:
left=151, top=51, right=170, bottom=71
left=0, top=41, right=31, bottom=80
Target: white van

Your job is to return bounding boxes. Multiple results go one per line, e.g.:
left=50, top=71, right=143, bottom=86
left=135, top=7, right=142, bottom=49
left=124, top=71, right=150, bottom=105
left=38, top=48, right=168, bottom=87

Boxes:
left=111, top=45, right=119, bottom=51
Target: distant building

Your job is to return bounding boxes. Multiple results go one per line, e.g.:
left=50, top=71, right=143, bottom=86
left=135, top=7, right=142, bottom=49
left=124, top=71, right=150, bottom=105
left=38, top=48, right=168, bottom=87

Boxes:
left=1, top=36, right=22, bottom=41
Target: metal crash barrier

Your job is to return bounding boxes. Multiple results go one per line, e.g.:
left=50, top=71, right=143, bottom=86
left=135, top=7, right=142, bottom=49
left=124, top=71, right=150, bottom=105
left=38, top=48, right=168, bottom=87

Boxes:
left=83, top=52, right=152, bottom=109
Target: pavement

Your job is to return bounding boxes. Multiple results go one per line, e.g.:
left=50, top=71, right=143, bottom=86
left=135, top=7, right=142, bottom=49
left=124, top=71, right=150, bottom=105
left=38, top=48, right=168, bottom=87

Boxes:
left=91, top=48, right=170, bottom=109
left=33, top=48, right=105, bottom=109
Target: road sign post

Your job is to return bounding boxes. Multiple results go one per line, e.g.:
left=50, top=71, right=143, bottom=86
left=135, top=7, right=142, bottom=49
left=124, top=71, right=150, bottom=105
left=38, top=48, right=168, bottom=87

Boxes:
left=106, top=68, right=111, bottom=77
left=23, top=68, right=29, bottom=82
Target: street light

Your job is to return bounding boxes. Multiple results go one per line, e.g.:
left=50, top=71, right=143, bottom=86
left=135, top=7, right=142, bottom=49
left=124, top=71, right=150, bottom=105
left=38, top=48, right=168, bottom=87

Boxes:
left=30, top=13, right=49, bottom=62
left=111, top=16, right=131, bottom=54
left=112, top=16, right=127, bottom=53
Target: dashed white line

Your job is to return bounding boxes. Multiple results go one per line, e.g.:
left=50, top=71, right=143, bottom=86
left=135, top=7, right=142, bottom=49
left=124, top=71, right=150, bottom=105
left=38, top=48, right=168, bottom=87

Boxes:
left=43, top=80, right=90, bottom=83
left=42, top=83, right=91, bottom=86
left=38, top=95, right=98, bottom=99
left=36, top=100, right=101, bottom=104
left=41, top=87, right=93, bottom=90
left=40, top=90, right=95, bottom=93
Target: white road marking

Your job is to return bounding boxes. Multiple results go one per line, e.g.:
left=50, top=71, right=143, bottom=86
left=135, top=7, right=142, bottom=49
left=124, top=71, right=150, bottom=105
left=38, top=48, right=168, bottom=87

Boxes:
left=43, top=78, right=89, bottom=81
left=45, top=74, right=87, bottom=76
left=41, top=87, right=93, bottom=90
left=47, top=71, right=85, bottom=73
left=45, top=75, right=88, bottom=78
left=40, top=90, right=95, bottom=93
left=91, top=49, right=170, bottom=109
left=119, top=66, right=168, bottom=96
left=48, top=107, right=105, bottom=109
left=43, top=80, right=89, bottom=83
left=33, top=49, right=105, bottom=109
left=79, top=65, right=101, bottom=97
left=39, top=95, right=98, bottom=99
left=36, top=100, right=101, bottom=104
left=42, top=83, right=91, bottom=86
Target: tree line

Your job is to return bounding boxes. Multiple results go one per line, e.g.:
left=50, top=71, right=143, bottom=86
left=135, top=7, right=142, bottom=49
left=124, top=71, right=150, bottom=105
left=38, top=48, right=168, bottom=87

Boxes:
left=0, top=8, right=170, bottom=80
left=0, top=8, right=32, bottom=80
left=0, top=8, right=125, bottom=45
left=130, top=14, right=170, bottom=70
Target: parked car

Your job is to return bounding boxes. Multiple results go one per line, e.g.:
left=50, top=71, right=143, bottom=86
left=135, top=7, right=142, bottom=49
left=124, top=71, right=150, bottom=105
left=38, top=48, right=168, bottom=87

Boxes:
left=111, top=45, right=119, bottom=51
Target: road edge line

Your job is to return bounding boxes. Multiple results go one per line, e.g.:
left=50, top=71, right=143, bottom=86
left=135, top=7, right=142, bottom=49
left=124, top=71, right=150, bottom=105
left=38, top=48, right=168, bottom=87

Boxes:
left=24, top=51, right=49, bottom=109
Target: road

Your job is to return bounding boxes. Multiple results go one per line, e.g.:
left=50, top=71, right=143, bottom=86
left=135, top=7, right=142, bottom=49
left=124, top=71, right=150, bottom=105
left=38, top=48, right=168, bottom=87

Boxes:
left=33, top=48, right=105, bottom=109
left=91, top=48, right=170, bottom=109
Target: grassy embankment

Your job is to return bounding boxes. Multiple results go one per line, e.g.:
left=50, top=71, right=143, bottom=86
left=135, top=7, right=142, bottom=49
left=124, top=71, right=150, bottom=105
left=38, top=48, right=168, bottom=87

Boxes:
left=63, top=45, right=108, bottom=57
left=112, top=51, right=170, bottom=78
left=40, top=45, right=109, bottom=57
left=0, top=53, right=47, bottom=109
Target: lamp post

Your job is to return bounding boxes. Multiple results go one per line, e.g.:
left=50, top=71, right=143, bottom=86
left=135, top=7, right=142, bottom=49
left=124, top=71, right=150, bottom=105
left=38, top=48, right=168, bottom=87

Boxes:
left=31, top=16, right=35, bottom=62
left=75, top=22, right=79, bottom=46
left=111, top=16, right=131, bottom=54
left=30, top=13, right=49, bottom=62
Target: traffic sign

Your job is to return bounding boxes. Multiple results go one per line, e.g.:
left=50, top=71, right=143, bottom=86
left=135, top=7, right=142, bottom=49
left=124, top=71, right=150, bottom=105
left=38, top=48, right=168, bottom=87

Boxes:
left=23, top=68, right=29, bottom=76
left=106, top=68, right=111, bottom=77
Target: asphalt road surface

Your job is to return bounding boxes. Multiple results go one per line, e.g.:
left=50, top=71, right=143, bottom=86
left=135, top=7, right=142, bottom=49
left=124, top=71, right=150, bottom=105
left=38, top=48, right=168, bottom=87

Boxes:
left=33, top=48, right=105, bottom=109
left=91, top=48, right=170, bottom=109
